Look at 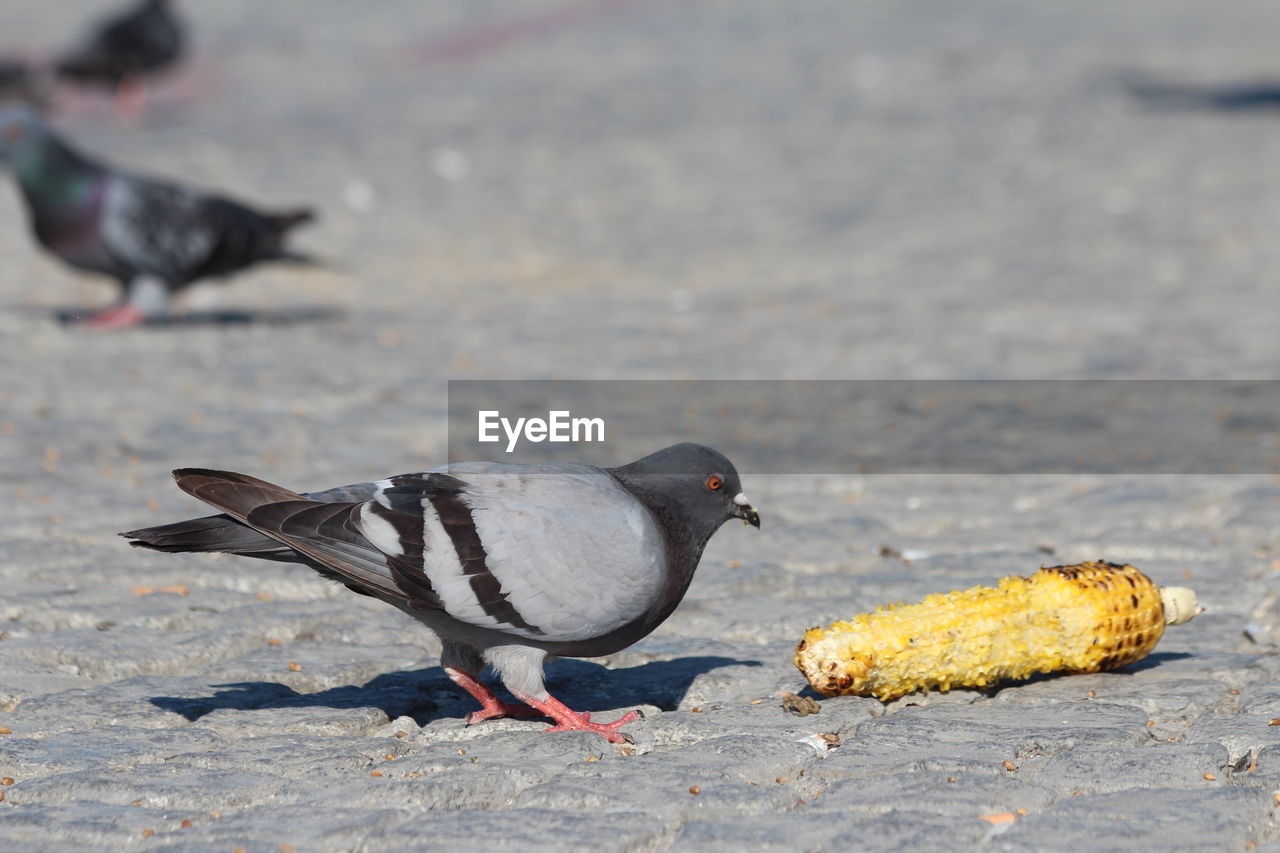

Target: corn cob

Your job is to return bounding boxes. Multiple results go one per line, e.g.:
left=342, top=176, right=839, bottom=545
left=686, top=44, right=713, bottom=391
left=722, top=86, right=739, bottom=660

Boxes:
left=795, top=561, right=1201, bottom=701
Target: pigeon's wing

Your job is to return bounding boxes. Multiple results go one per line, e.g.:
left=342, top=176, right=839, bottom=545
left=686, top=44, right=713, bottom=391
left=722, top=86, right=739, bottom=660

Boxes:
left=125, top=511, right=295, bottom=559
left=104, top=0, right=183, bottom=69
left=99, top=176, right=220, bottom=284
left=58, top=0, right=182, bottom=81
left=151, top=469, right=442, bottom=609
left=101, top=175, right=308, bottom=284
left=411, top=463, right=669, bottom=644
left=124, top=480, right=384, bottom=563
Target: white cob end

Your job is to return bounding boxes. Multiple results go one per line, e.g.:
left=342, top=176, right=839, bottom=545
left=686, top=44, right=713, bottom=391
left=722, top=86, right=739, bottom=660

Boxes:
left=1160, top=586, right=1203, bottom=626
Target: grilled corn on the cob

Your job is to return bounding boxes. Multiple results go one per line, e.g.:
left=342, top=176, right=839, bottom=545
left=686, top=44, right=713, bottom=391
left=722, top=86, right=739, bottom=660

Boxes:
left=795, top=561, right=1200, bottom=701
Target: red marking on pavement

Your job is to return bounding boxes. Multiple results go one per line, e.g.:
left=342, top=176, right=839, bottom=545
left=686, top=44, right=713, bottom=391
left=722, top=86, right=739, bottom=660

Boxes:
left=409, top=0, right=663, bottom=67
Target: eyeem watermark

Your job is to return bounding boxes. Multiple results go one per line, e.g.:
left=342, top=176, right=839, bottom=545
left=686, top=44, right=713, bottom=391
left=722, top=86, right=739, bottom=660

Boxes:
left=451, top=380, right=1280, bottom=473
left=478, top=410, right=606, bottom=453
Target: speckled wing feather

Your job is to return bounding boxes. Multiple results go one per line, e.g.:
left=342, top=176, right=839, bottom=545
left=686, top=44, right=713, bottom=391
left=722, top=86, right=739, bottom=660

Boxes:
left=99, top=177, right=219, bottom=283
left=99, top=175, right=313, bottom=286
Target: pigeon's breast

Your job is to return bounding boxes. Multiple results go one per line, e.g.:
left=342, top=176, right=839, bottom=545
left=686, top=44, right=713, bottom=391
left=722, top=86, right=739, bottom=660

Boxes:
left=42, top=226, right=116, bottom=275
left=31, top=185, right=117, bottom=276
left=429, top=464, right=668, bottom=644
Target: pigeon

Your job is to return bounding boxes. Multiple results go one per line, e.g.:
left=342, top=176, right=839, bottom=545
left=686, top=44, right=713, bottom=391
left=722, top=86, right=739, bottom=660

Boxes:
left=123, top=443, right=761, bottom=743
left=0, top=105, right=315, bottom=329
left=54, top=0, right=184, bottom=97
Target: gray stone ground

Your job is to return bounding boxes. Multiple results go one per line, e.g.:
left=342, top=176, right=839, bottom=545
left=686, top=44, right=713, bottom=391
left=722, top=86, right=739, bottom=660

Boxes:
left=2, top=0, right=1279, bottom=850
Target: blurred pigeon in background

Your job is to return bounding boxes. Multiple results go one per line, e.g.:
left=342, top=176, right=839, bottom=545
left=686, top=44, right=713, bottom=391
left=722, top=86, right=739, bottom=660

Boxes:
left=124, top=443, right=762, bottom=742
left=0, top=105, right=315, bottom=329
left=54, top=0, right=185, bottom=116
left=0, top=0, right=185, bottom=118
left=0, top=59, right=50, bottom=109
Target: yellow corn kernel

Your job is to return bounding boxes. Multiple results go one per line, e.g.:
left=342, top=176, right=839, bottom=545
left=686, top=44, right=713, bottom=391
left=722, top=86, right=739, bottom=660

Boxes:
left=795, top=561, right=1200, bottom=701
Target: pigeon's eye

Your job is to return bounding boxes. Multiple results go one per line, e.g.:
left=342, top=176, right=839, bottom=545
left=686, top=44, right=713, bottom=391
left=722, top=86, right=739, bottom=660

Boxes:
left=2, top=125, right=21, bottom=142
left=706, top=475, right=723, bottom=491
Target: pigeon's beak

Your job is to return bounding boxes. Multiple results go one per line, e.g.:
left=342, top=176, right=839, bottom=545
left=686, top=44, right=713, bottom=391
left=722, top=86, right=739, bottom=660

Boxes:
left=732, top=492, right=761, bottom=528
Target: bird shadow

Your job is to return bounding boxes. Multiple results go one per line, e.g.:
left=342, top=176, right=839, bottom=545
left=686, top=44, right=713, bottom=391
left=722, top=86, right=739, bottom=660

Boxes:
left=50, top=305, right=346, bottom=328
left=149, top=655, right=760, bottom=726
left=1123, top=73, right=1280, bottom=113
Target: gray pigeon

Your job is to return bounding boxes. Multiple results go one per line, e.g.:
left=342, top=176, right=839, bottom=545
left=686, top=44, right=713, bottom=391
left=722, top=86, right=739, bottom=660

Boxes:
left=124, top=443, right=761, bottom=742
left=0, top=105, right=314, bottom=328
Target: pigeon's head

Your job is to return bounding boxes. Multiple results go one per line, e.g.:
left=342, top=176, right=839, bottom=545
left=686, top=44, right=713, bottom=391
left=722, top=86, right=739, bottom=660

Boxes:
left=611, top=442, right=760, bottom=532
left=0, top=105, right=48, bottom=169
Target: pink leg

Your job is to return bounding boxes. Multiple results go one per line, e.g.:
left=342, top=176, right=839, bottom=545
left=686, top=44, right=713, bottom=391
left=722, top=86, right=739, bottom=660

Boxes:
left=511, top=689, right=641, bottom=743
left=444, top=667, right=539, bottom=724
left=79, top=304, right=145, bottom=330
left=114, top=76, right=149, bottom=122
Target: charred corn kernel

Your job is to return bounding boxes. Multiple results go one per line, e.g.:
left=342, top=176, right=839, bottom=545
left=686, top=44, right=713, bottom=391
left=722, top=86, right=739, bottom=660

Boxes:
left=795, top=561, right=1201, bottom=701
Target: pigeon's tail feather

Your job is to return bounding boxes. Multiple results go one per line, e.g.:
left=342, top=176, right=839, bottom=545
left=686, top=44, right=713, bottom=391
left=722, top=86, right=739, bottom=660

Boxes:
left=124, top=512, right=291, bottom=557
left=122, top=470, right=308, bottom=560
left=168, top=468, right=307, bottom=520
left=190, top=202, right=319, bottom=279
left=266, top=208, right=316, bottom=234
left=272, top=250, right=323, bottom=267
left=262, top=209, right=320, bottom=266
left=134, top=468, right=416, bottom=605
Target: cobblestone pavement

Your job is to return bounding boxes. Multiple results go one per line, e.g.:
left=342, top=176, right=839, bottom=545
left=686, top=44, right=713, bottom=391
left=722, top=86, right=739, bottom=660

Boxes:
left=2, top=1, right=1279, bottom=850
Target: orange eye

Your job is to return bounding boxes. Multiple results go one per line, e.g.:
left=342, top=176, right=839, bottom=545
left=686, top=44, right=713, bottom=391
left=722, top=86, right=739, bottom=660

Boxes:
left=2, top=125, right=22, bottom=143
left=706, top=475, right=723, bottom=491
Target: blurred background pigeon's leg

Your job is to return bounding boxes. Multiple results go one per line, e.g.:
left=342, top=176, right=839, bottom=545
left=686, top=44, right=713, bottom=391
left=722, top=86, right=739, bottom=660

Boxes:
left=80, top=275, right=167, bottom=330
left=80, top=302, right=143, bottom=330
left=441, top=641, right=538, bottom=723
left=113, top=74, right=149, bottom=121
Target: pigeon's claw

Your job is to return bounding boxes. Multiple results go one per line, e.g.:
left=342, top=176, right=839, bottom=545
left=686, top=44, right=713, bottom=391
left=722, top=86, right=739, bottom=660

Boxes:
left=514, top=691, right=640, bottom=743
left=543, top=711, right=637, bottom=744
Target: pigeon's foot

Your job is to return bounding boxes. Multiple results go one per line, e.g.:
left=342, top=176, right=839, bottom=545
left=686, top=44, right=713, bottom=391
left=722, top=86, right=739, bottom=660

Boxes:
left=79, top=304, right=145, bottom=330
left=114, top=76, right=149, bottom=122
left=513, top=691, right=641, bottom=744
left=466, top=701, right=541, bottom=725
left=445, top=666, right=541, bottom=724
